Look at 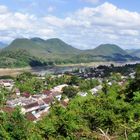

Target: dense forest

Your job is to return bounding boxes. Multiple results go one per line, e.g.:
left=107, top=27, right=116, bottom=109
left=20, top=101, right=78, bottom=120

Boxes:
left=0, top=66, right=140, bottom=140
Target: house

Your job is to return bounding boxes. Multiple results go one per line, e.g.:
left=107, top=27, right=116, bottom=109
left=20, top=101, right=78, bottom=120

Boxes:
left=78, top=92, right=88, bottom=97
left=0, top=79, right=14, bottom=90
left=129, top=72, right=135, bottom=79
left=52, top=92, right=62, bottom=101
left=23, top=102, right=40, bottom=113
left=6, top=97, right=36, bottom=108
left=42, top=90, right=52, bottom=96
left=43, top=96, right=54, bottom=105
left=26, top=112, right=37, bottom=122
left=15, top=88, right=20, bottom=96
left=108, top=82, right=112, bottom=86
left=90, top=88, right=98, bottom=94
left=90, top=85, right=103, bottom=95
left=5, top=86, right=67, bottom=122
left=51, top=84, right=68, bottom=93
left=61, top=98, right=69, bottom=107
left=22, top=92, right=31, bottom=98
left=0, top=107, right=14, bottom=114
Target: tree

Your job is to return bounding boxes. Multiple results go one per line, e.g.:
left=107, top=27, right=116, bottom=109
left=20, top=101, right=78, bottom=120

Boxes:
left=68, top=76, right=80, bottom=86
left=62, top=86, right=79, bottom=98
left=0, top=107, right=42, bottom=140
left=16, top=73, right=44, bottom=94
left=0, top=87, right=9, bottom=106
left=125, top=65, right=140, bottom=102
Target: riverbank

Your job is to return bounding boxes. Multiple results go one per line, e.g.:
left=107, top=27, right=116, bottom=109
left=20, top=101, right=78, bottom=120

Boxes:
left=0, top=61, right=140, bottom=77
left=0, top=67, right=31, bottom=77
left=57, top=61, right=140, bottom=67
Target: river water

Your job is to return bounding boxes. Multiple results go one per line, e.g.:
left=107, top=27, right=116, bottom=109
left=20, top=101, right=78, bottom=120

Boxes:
left=0, top=61, right=140, bottom=77
left=31, top=61, right=140, bottom=76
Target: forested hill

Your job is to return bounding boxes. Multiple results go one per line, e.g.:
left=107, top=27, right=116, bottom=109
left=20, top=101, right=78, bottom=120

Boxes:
left=0, top=38, right=139, bottom=68
left=6, top=38, right=81, bottom=56
left=87, top=44, right=127, bottom=56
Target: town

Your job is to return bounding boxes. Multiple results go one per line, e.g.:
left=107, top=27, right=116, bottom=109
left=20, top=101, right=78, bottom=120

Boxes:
left=0, top=64, right=136, bottom=122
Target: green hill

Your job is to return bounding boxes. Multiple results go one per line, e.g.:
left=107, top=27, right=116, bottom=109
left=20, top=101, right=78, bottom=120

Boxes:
left=6, top=38, right=81, bottom=58
left=45, top=38, right=80, bottom=54
left=0, top=49, right=47, bottom=68
left=126, top=49, right=140, bottom=58
left=0, top=39, right=139, bottom=68
left=85, top=44, right=127, bottom=56
left=79, top=44, right=136, bottom=62
left=8, top=38, right=80, bottom=54
left=0, top=38, right=81, bottom=67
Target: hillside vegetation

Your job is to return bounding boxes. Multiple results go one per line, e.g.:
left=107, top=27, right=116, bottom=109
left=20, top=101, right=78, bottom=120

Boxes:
left=0, top=66, right=140, bottom=139
left=0, top=38, right=139, bottom=68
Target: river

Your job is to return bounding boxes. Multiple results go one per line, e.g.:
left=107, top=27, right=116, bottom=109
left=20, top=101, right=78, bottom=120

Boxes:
left=0, top=61, right=140, bottom=77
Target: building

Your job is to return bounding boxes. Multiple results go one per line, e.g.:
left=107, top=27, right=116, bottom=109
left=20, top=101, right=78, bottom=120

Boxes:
left=90, top=85, right=103, bottom=95
left=51, top=84, right=68, bottom=93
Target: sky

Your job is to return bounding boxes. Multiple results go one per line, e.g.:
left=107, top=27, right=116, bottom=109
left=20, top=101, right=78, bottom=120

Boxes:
left=0, top=0, right=140, bottom=49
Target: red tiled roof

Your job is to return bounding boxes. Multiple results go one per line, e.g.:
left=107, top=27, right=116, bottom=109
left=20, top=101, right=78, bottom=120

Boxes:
left=61, top=100, right=69, bottom=107
left=26, top=112, right=37, bottom=121
left=0, top=107, right=14, bottom=113
left=52, top=92, right=61, bottom=97
left=22, top=92, right=30, bottom=98
left=24, top=102, right=39, bottom=109
left=43, top=96, right=54, bottom=104
left=43, top=90, right=52, bottom=96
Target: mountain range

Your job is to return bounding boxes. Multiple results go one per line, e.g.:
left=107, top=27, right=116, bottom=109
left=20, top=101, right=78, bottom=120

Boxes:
left=0, top=38, right=139, bottom=68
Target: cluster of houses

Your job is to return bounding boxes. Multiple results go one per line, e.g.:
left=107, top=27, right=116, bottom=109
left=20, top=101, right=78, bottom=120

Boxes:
left=0, top=69, right=135, bottom=122
left=1, top=84, right=69, bottom=122
left=0, top=79, right=14, bottom=90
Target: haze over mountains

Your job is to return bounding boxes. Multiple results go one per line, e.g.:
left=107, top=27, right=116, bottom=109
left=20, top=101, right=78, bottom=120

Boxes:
left=0, top=37, right=139, bottom=68
left=0, top=42, right=7, bottom=49
left=126, top=49, right=140, bottom=58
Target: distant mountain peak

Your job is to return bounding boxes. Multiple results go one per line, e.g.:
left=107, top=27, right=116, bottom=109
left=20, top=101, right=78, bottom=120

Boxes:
left=30, top=37, right=46, bottom=43
left=46, top=38, right=63, bottom=41
left=97, top=44, right=123, bottom=49
left=93, top=44, right=127, bottom=56
left=46, top=38, right=68, bottom=44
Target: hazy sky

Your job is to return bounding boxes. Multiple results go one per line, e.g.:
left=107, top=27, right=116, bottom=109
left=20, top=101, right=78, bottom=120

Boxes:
left=0, top=0, right=140, bottom=49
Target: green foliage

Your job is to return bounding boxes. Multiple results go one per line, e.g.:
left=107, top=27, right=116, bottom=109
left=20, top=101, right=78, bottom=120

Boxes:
left=46, top=75, right=71, bottom=89
left=62, top=86, right=79, bottom=98
left=1, top=68, right=140, bottom=139
left=16, top=72, right=44, bottom=94
left=0, top=87, right=9, bottom=106
left=0, top=107, right=42, bottom=140
left=0, top=49, right=47, bottom=68
left=36, top=83, right=140, bottom=139
left=125, top=65, right=140, bottom=102
left=79, top=79, right=99, bottom=92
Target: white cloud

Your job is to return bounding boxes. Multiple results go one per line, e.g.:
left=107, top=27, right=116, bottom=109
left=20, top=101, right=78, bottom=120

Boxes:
left=0, top=5, right=8, bottom=14
left=0, top=2, right=140, bottom=49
